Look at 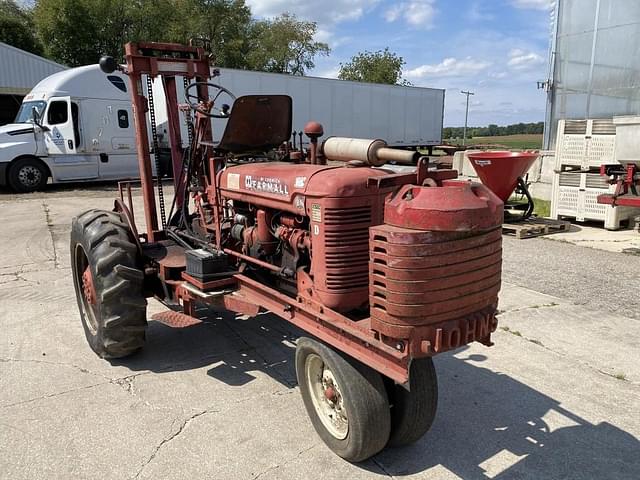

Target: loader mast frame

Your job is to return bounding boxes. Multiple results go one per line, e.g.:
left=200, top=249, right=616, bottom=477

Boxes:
left=124, top=42, right=211, bottom=242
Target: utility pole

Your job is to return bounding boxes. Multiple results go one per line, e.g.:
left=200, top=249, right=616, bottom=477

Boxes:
left=461, top=90, right=474, bottom=146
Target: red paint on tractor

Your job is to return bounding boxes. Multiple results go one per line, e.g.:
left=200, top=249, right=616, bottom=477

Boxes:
left=82, top=266, right=97, bottom=306
left=369, top=184, right=503, bottom=353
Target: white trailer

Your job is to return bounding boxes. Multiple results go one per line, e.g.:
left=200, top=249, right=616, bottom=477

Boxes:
left=0, top=64, right=444, bottom=192
left=213, top=69, right=444, bottom=148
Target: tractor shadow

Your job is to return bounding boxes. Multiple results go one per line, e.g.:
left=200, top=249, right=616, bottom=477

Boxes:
left=111, top=303, right=301, bottom=388
left=367, top=350, right=640, bottom=479
left=112, top=305, right=639, bottom=479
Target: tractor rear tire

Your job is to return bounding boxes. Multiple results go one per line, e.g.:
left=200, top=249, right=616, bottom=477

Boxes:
left=70, top=209, right=147, bottom=358
left=386, top=357, right=438, bottom=447
left=295, top=337, right=391, bottom=462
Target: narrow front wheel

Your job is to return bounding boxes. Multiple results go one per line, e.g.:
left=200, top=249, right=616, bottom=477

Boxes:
left=295, top=337, right=391, bottom=462
left=386, top=357, right=438, bottom=447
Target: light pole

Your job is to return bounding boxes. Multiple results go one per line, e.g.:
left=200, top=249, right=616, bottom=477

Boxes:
left=461, top=90, right=474, bottom=146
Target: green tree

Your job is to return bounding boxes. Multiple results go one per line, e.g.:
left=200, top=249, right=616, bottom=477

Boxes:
left=34, top=0, right=177, bottom=66
left=246, top=13, right=329, bottom=75
left=0, top=0, right=44, bottom=55
left=172, top=0, right=253, bottom=69
left=338, top=48, right=409, bottom=85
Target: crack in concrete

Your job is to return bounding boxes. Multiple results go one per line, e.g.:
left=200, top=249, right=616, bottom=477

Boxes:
left=252, top=444, right=317, bottom=479
left=126, top=387, right=293, bottom=479
left=0, top=263, right=36, bottom=286
left=0, top=367, right=155, bottom=409
left=495, top=329, right=640, bottom=386
left=41, top=201, right=59, bottom=269
left=1, top=381, right=107, bottom=409
left=110, top=373, right=145, bottom=396
left=131, top=409, right=217, bottom=480
left=0, top=357, right=111, bottom=380
left=498, top=302, right=560, bottom=315
left=371, top=458, right=396, bottom=479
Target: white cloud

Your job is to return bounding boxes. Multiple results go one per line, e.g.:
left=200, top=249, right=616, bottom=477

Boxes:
left=405, top=57, right=492, bottom=78
left=510, top=0, right=554, bottom=11
left=467, top=2, right=495, bottom=22
left=489, top=71, right=508, bottom=79
left=316, top=66, right=341, bottom=79
left=314, top=28, right=352, bottom=48
left=247, top=0, right=381, bottom=25
left=507, top=48, right=545, bottom=70
left=384, top=0, right=436, bottom=29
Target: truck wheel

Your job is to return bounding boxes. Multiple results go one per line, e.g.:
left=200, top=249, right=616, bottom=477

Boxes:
left=386, top=357, right=438, bottom=447
left=70, top=209, right=147, bottom=358
left=295, top=337, right=391, bottom=462
left=8, top=157, right=48, bottom=192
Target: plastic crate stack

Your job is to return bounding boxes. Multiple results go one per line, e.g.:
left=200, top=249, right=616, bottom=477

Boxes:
left=550, top=118, right=640, bottom=230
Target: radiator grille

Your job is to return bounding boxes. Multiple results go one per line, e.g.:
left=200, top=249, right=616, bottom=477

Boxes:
left=324, top=206, right=371, bottom=290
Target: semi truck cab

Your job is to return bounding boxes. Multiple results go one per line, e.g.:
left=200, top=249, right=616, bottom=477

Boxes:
left=0, top=65, right=145, bottom=192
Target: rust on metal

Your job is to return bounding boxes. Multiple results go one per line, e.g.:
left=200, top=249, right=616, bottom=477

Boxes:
left=82, top=266, right=97, bottom=306
left=152, top=310, right=202, bottom=328
left=124, top=42, right=211, bottom=241
left=181, top=272, right=237, bottom=291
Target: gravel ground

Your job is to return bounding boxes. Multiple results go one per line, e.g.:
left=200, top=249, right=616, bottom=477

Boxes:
left=502, top=236, right=640, bottom=320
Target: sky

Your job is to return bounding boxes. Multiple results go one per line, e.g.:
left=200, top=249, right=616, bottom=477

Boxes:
left=247, top=0, right=555, bottom=127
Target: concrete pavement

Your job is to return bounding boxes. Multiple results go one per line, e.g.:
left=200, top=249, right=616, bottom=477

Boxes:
left=0, top=184, right=638, bottom=479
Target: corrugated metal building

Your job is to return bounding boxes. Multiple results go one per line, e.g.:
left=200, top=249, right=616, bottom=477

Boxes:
left=0, top=42, right=66, bottom=125
left=544, top=0, right=640, bottom=149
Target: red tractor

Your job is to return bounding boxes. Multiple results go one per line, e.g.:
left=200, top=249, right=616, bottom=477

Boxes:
left=70, top=43, right=503, bottom=462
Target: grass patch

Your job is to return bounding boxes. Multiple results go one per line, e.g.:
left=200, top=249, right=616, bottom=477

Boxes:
left=533, top=198, right=551, bottom=218
left=530, top=302, right=559, bottom=309
left=500, top=326, right=523, bottom=337
left=614, top=373, right=627, bottom=381
left=447, top=134, right=543, bottom=150
left=529, top=339, right=544, bottom=346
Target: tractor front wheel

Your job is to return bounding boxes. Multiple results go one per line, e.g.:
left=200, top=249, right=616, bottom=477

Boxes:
left=70, top=209, right=147, bottom=358
left=386, top=357, right=438, bottom=447
left=295, top=337, right=391, bottom=462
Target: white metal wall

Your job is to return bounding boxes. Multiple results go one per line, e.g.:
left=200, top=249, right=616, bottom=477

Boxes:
left=545, top=0, right=640, bottom=149
left=0, top=42, right=66, bottom=95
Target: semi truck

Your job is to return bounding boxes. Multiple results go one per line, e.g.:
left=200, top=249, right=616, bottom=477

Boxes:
left=0, top=64, right=444, bottom=192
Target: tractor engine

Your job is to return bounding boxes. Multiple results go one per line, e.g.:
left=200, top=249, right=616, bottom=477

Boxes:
left=219, top=163, right=392, bottom=312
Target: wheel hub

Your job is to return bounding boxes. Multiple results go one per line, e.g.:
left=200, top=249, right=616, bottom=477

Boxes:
left=18, top=166, right=41, bottom=187
left=324, top=386, right=337, bottom=402
left=82, top=267, right=97, bottom=305
left=306, top=354, right=349, bottom=440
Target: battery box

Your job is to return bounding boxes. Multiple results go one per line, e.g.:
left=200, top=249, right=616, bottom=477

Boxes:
left=185, top=249, right=228, bottom=281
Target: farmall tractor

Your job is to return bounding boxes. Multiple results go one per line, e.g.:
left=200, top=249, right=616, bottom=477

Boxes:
left=70, top=43, right=503, bottom=462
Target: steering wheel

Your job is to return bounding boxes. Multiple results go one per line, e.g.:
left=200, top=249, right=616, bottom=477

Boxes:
left=185, top=81, right=236, bottom=118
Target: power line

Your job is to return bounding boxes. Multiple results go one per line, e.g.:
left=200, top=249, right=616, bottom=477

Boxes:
left=461, top=90, right=475, bottom=146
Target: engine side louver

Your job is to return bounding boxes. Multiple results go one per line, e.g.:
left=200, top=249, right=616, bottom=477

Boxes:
left=323, top=206, right=371, bottom=291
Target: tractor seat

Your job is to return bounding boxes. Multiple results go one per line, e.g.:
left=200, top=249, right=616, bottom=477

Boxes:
left=216, top=95, right=293, bottom=154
